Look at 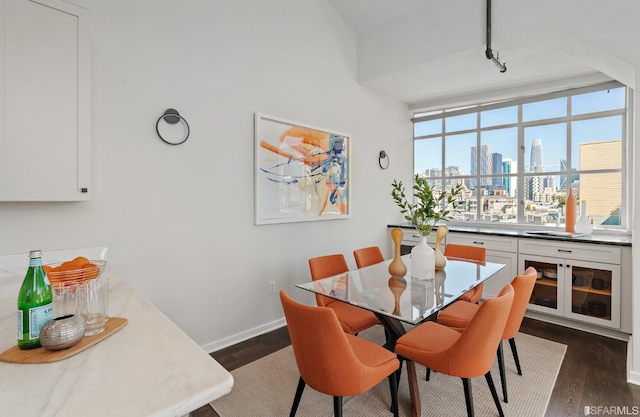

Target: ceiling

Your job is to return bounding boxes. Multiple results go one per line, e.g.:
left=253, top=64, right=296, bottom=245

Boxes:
left=327, top=0, right=608, bottom=107
left=327, top=0, right=438, bottom=34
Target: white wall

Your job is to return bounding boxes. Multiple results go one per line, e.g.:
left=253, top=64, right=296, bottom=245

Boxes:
left=0, top=0, right=412, bottom=350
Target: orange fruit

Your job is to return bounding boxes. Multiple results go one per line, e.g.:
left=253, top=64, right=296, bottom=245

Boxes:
left=82, top=262, right=100, bottom=280
left=72, top=256, right=89, bottom=266
left=59, top=261, right=81, bottom=271
left=43, top=265, right=54, bottom=275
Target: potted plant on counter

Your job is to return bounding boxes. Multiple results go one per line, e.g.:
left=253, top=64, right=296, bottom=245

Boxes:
left=391, top=174, right=463, bottom=279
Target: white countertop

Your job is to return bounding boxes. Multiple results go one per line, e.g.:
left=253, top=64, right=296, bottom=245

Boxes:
left=0, top=248, right=234, bottom=417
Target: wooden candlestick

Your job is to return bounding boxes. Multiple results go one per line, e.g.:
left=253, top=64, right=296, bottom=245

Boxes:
left=434, top=225, right=448, bottom=270
left=388, top=228, right=407, bottom=277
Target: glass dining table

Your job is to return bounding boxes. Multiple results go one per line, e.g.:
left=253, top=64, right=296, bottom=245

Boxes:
left=296, top=254, right=506, bottom=417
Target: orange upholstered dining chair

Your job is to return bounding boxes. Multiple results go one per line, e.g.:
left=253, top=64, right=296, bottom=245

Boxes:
left=353, top=246, right=385, bottom=269
left=436, top=267, right=537, bottom=403
left=280, top=291, right=400, bottom=417
left=395, top=284, right=514, bottom=417
left=308, top=254, right=379, bottom=335
left=444, top=243, right=487, bottom=304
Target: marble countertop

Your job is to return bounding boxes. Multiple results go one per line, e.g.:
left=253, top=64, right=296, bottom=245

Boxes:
left=387, top=223, right=632, bottom=246
left=0, top=247, right=233, bottom=417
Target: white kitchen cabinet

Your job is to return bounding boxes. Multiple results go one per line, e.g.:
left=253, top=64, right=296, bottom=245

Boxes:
left=0, top=0, right=91, bottom=201
left=518, top=239, right=621, bottom=330
left=446, top=233, right=518, bottom=299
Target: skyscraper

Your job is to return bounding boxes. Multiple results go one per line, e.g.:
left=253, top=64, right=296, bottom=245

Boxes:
left=492, top=152, right=503, bottom=186
left=560, top=159, right=567, bottom=191
left=530, top=139, right=543, bottom=172
left=470, top=145, right=493, bottom=190
left=528, top=139, right=544, bottom=200
left=502, top=158, right=516, bottom=197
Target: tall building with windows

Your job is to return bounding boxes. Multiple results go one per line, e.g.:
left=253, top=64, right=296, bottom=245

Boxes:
left=527, top=139, right=544, bottom=200
left=579, top=140, right=622, bottom=225
left=470, top=145, right=493, bottom=190
left=530, top=139, right=543, bottom=172
left=502, top=158, right=517, bottom=197
left=491, top=153, right=503, bottom=186
left=559, top=159, right=568, bottom=191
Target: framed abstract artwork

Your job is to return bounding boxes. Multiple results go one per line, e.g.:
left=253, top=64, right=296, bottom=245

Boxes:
left=254, top=113, right=351, bottom=225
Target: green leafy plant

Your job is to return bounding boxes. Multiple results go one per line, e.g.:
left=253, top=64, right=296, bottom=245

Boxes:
left=391, top=174, right=464, bottom=236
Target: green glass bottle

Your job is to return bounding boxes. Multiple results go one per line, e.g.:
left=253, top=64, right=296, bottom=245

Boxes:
left=17, top=250, right=53, bottom=349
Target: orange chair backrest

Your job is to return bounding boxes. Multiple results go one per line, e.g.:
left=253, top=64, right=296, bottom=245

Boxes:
left=353, top=246, right=385, bottom=268
left=448, top=284, right=514, bottom=378
left=279, top=291, right=375, bottom=395
left=444, top=243, right=486, bottom=262
left=309, top=254, right=349, bottom=307
left=503, top=266, right=537, bottom=339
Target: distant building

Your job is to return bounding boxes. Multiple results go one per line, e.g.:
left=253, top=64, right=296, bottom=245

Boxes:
left=578, top=140, right=622, bottom=225
left=502, top=158, right=516, bottom=197
left=470, top=145, right=493, bottom=189
left=530, top=139, right=543, bottom=172
left=491, top=152, right=503, bottom=186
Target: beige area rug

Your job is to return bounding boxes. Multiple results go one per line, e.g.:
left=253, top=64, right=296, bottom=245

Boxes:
left=211, top=326, right=566, bottom=416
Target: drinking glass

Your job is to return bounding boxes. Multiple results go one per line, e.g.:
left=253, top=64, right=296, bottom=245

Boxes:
left=80, top=276, right=109, bottom=336
left=51, top=282, right=80, bottom=319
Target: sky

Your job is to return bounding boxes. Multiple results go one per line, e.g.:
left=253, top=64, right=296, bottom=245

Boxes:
left=414, top=87, right=625, bottom=176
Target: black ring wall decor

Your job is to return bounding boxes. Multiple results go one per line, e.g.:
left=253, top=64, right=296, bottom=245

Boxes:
left=156, top=108, right=190, bottom=145
left=378, top=150, right=389, bottom=170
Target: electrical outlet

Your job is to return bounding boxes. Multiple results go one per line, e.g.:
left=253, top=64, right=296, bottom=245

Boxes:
left=269, top=281, right=276, bottom=293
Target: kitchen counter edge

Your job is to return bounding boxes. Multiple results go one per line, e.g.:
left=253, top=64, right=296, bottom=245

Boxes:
left=387, top=224, right=632, bottom=247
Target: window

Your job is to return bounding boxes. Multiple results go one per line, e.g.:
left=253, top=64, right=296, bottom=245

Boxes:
left=412, top=82, right=627, bottom=231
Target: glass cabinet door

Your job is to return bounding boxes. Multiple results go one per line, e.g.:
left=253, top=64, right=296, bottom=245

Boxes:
left=567, top=261, right=620, bottom=328
left=524, top=258, right=560, bottom=312
left=569, top=266, right=610, bottom=318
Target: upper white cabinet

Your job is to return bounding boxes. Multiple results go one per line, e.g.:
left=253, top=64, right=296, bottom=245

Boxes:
left=0, top=0, right=90, bottom=201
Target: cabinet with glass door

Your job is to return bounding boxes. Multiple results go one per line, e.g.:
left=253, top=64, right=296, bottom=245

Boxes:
left=519, top=239, right=621, bottom=329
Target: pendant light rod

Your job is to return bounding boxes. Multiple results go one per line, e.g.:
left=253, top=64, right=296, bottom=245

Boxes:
left=485, top=0, right=506, bottom=73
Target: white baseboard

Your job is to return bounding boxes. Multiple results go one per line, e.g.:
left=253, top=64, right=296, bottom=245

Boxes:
left=628, top=370, right=640, bottom=386
left=628, top=336, right=640, bottom=385
left=201, top=318, right=287, bottom=354
left=524, top=311, right=630, bottom=341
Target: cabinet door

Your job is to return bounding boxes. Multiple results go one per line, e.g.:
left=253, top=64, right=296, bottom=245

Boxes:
left=520, top=254, right=564, bottom=316
left=447, top=233, right=517, bottom=299
left=564, top=260, right=620, bottom=329
left=0, top=0, right=90, bottom=201
left=484, top=251, right=517, bottom=299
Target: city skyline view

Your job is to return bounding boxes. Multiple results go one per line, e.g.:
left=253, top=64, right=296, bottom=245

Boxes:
left=412, top=84, right=625, bottom=227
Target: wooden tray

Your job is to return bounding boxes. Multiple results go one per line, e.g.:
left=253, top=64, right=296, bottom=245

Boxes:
left=0, top=317, right=127, bottom=364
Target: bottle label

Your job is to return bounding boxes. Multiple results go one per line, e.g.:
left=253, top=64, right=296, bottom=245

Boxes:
left=28, top=303, right=53, bottom=339
left=17, top=310, right=23, bottom=340
left=29, top=257, right=43, bottom=268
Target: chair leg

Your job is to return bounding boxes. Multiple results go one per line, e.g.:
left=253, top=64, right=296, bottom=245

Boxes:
left=396, top=357, right=404, bottom=390
left=461, top=378, right=474, bottom=417
left=388, top=371, right=399, bottom=417
left=290, top=377, right=306, bottom=417
left=333, top=396, right=343, bottom=417
left=497, top=340, right=508, bottom=403
left=425, top=367, right=431, bottom=381
left=509, top=337, right=523, bottom=375
left=485, top=371, right=505, bottom=417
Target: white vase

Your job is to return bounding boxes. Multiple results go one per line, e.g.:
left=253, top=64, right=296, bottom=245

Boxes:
left=411, top=235, right=435, bottom=280
left=575, top=200, right=593, bottom=235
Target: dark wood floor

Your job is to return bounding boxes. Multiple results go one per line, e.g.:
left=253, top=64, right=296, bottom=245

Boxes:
left=193, top=317, right=640, bottom=417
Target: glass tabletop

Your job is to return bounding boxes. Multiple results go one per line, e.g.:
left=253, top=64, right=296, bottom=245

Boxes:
left=296, top=255, right=506, bottom=325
